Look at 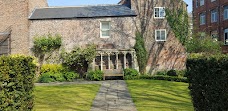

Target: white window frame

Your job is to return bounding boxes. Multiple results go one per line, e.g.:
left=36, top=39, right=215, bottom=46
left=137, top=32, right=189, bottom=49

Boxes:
left=224, top=6, right=228, bottom=20
left=155, top=29, right=167, bottom=41
left=100, top=21, right=111, bottom=38
left=154, top=7, right=165, bottom=19
left=200, top=0, right=204, bottom=6
left=224, top=28, right=228, bottom=45
left=211, top=9, right=217, bottom=23
left=200, top=13, right=206, bottom=25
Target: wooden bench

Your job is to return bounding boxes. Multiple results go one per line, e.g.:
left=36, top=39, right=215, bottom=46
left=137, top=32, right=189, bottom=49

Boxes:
left=103, top=69, right=123, bottom=80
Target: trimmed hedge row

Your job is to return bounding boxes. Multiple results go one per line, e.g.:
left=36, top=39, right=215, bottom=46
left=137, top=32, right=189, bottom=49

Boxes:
left=139, top=75, right=188, bottom=83
left=0, top=55, right=36, bottom=111
left=186, top=54, right=228, bottom=111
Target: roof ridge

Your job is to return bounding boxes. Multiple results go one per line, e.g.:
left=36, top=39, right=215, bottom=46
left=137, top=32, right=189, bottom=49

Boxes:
left=36, top=4, right=121, bottom=9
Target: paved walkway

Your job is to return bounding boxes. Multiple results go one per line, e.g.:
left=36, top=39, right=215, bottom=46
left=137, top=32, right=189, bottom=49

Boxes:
left=91, top=80, right=137, bottom=111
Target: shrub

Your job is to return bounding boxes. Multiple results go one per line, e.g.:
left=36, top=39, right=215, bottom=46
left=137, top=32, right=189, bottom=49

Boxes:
left=155, top=70, right=167, bottom=76
left=38, top=73, right=56, bottom=83
left=0, top=55, right=36, bottom=111
left=41, top=64, right=65, bottom=74
left=63, top=72, right=79, bottom=81
left=124, top=68, right=139, bottom=80
left=186, top=54, right=228, bottom=111
left=139, top=75, right=188, bottom=83
left=167, top=69, right=178, bottom=77
left=86, top=70, right=103, bottom=81
left=61, top=45, right=96, bottom=77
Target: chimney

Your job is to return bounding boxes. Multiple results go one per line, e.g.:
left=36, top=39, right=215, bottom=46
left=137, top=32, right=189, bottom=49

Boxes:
left=119, top=0, right=131, bottom=9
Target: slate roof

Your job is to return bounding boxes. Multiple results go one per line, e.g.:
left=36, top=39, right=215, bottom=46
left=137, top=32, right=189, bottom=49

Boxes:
left=29, top=5, right=137, bottom=20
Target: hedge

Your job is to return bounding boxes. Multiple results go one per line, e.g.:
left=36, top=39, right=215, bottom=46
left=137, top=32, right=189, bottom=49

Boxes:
left=139, top=75, right=188, bottom=83
left=0, top=55, right=36, bottom=111
left=186, top=54, right=228, bottom=111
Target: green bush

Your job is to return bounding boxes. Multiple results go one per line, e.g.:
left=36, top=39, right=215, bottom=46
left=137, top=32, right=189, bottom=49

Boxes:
left=38, top=64, right=79, bottom=83
left=167, top=69, right=178, bottom=77
left=186, top=54, right=228, bottom=111
left=139, top=75, right=188, bottom=83
left=63, top=72, right=79, bottom=81
left=38, top=73, right=56, bottom=83
left=41, top=64, right=65, bottom=74
left=155, top=70, right=167, bottom=76
left=124, top=68, right=139, bottom=80
left=61, top=45, right=96, bottom=77
left=186, top=35, right=221, bottom=54
left=86, top=70, right=103, bottom=81
left=0, top=55, right=36, bottom=111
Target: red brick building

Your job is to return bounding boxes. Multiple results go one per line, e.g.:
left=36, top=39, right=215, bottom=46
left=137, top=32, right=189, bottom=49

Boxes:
left=193, top=0, right=228, bottom=53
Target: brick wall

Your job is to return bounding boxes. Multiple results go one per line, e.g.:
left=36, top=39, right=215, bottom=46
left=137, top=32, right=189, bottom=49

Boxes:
left=193, top=0, right=228, bottom=53
left=0, top=0, right=47, bottom=55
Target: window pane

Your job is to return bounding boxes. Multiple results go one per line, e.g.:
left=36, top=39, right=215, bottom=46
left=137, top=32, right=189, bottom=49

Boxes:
left=161, top=31, right=166, bottom=40
left=224, top=6, right=228, bottom=20
left=102, top=30, right=110, bottom=37
left=156, top=31, right=161, bottom=40
left=154, top=8, right=159, bottom=17
left=160, top=8, right=165, bottom=17
left=102, top=22, right=109, bottom=30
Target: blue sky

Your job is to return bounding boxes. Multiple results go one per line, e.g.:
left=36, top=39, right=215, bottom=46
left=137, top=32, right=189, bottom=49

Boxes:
left=48, top=0, right=192, bottom=12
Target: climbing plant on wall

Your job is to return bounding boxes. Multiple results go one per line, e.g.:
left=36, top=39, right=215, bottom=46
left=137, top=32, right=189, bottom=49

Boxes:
left=32, top=34, right=62, bottom=74
left=165, top=0, right=189, bottom=46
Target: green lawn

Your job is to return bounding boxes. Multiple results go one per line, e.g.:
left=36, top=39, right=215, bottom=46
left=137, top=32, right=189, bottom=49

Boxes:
left=127, top=80, right=194, bottom=111
left=34, top=84, right=100, bottom=111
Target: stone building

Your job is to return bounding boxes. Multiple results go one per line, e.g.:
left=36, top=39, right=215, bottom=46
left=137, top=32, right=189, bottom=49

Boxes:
left=29, top=5, right=138, bottom=72
left=0, top=0, right=188, bottom=74
left=193, top=0, right=228, bottom=53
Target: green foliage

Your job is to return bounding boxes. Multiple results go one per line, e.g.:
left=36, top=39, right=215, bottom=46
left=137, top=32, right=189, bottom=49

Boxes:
left=186, top=55, right=228, bottom=111
left=165, top=3, right=189, bottom=46
left=63, top=72, right=79, bottom=82
left=41, top=64, right=65, bottom=74
left=38, top=64, right=79, bottom=83
left=139, top=75, right=188, bottom=83
left=86, top=70, right=103, bottom=81
left=38, top=73, right=56, bottom=83
left=186, top=35, right=222, bottom=54
left=123, top=68, right=139, bottom=80
left=167, top=69, right=178, bottom=77
left=32, top=34, right=62, bottom=55
left=134, top=32, right=148, bottom=74
left=61, top=45, right=96, bottom=76
left=0, top=55, right=36, bottom=111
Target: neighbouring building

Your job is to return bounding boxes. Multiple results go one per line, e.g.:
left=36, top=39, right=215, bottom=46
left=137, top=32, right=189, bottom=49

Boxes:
left=193, top=0, right=228, bottom=53
left=119, top=0, right=188, bottom=73
left=0, top=0, right=188, bottom=75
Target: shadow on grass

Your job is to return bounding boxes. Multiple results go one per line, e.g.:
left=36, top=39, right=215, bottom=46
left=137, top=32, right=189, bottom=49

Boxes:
left=126, top=80, right=193, bottom=111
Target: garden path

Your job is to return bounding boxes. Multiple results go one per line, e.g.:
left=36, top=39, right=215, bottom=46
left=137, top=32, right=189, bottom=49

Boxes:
left=35, top=80, right=137, bottom=111
left=90, top=80, right=137, bottom=111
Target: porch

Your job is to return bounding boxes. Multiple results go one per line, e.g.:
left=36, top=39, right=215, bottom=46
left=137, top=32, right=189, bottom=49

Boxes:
left=91, top=49, right=137, bottom=80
